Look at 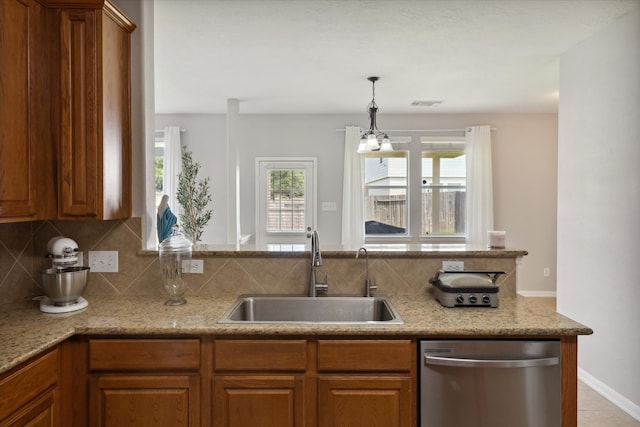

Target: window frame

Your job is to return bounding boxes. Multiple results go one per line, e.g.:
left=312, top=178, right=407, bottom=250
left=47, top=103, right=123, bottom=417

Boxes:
left=363, top=136, right=466, bottom=245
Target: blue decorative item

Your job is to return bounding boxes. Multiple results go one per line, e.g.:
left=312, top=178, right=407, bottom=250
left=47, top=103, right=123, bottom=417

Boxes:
left=157, top=195, right=178, bottom=244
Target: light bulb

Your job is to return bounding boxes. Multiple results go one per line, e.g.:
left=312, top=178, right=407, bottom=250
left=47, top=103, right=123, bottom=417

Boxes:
left=379, top=139, right=393, bottom=152
left=357, top=139, right=369, bottom=153
left=365, top=134, right=380, bottom=150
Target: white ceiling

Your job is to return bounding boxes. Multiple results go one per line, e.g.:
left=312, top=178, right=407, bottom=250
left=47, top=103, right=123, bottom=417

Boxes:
left=154, top=0, right=639, bottom=114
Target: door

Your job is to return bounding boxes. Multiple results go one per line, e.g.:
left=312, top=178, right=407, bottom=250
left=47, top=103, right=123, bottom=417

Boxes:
left=213, top=375, right=306, bottom=427
left=0, top=0, right=55, bottom=221
left=90, top=375, right=199, bottom=427
left=420, top=340, right=561, bottom=427
left=318, top=376, right=411, bottom=427
left=256, top=158, right=316, bottom=245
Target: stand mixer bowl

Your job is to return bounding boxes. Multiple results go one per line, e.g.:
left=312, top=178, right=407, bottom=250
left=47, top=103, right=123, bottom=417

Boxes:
left=41, top=267, right=90, bottom=305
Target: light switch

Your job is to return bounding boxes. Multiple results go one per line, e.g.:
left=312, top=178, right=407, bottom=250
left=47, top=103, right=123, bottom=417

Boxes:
left=322, top=202, right=337, bottom=211
left=88, top=251, right=118, bottom=273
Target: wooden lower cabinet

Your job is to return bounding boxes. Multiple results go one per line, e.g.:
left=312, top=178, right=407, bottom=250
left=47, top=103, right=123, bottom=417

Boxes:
left=212, top=339, right=310, bottom=427
left=88, top=339, right=201, bottom=427
left=90, top=374, right=199, bottom=427
left=212, top=375, right=306, bottom=427
left=0, top=349, right=60, bottom=427
left=316, top=340, right=415, bottom=427
left=211, top=339, right=415, bottom=427
left=0, top=387, right=58, bottom=427
left=318, top=376, right=412, bottom=427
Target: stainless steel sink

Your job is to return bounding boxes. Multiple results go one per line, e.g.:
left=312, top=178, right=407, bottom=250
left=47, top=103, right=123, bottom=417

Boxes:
left=218, top=295, right=404, bottom=324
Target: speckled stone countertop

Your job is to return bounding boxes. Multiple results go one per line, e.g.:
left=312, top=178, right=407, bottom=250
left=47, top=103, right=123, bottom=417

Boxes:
left=0, top=292, right=591, bottom=375
left=139, top=245, right=529, bottom=258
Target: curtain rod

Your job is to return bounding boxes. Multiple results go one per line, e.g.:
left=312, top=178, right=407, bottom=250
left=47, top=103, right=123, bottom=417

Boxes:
left=154, top=128, right=187, bottom=133
left=335, top=127, right=496, bottom=132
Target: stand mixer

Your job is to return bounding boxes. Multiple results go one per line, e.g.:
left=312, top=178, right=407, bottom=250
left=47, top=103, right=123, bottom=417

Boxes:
left=40, top=237, right=90, bottom=313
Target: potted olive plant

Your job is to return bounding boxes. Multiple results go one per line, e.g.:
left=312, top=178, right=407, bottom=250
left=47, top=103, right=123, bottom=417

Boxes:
left=176, top=149, right=213, bottom=247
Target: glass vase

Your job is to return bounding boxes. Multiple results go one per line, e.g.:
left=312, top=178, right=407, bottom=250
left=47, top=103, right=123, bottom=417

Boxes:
left=158, top=226, right=192, bottom=306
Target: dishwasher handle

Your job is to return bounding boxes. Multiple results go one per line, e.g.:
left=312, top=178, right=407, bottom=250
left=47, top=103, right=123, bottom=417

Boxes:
left=424, top=354, right=559, bottom=368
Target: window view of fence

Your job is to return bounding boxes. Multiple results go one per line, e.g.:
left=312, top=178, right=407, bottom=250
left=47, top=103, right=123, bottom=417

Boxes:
left=422, top=152, right=466, bottom=235
left=364, top=153, right=408, bottom=234
left=266, top=169, right=306, bottom=232
left=364, top=141, right=466, bottom=238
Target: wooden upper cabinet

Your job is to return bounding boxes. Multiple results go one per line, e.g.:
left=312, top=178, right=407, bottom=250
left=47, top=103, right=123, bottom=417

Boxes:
left=58, top=2, right=135, bottom=219
left=0, top=0, right=134, bottom=222
left=0, top=0, right=56, bottom=222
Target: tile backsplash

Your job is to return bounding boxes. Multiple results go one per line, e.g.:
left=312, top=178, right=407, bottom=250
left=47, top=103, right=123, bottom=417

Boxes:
left=0, top=217, right=518, bottom=305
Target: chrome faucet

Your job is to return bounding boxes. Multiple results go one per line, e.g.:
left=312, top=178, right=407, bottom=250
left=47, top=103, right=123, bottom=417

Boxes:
left=356, top=247, right=377, bottom=297
left=307, top=228, right=328, bottom=297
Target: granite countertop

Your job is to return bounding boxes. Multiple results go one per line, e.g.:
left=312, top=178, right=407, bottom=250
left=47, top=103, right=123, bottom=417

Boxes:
left=0, top=292, right=592, bottom=375
left=139, top=245, right=529, bottom=258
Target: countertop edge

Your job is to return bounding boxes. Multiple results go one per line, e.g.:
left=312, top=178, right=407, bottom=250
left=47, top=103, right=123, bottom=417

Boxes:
left=0, top=294, right=591, bottom=375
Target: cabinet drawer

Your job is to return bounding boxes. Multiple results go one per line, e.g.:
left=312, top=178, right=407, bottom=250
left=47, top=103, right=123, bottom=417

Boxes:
left=0, top=348, right=59, bottom=421
left=318, top=340, right=413, bottom=372
left=214, top=340, right=307, bottom=371
left=89, top=339, right=200, bottom=371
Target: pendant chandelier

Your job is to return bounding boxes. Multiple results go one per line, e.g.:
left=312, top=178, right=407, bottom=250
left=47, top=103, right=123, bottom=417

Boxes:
left=357, top=76, right=393, bottom=153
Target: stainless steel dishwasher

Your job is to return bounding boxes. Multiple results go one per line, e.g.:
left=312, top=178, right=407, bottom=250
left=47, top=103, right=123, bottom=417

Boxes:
left=420, top=340, right=561, bottom=427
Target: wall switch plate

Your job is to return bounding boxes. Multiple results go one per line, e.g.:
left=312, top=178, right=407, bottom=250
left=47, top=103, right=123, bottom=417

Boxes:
left=322, top=202, right=337, bottom=211
left=186, top=259, right=203, bottom=274
left=443, top=261, right=464, bottom=271
left=88, top=251, right=118, bottom=273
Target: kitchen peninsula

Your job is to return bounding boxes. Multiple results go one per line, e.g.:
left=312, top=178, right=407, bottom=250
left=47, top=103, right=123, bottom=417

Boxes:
left=1, top=273, right=591, bottom=426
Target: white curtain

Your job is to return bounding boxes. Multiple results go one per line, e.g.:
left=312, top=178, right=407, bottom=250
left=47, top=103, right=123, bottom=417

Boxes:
left=465, top=125, right=494, bottom=246
left=163, top=126, right=183, bottom=215
left=341, top=126, right=365, bottom=249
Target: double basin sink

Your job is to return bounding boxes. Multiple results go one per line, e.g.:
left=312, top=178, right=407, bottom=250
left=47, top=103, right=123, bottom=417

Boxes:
left=218, top=295, right=404, bottom=325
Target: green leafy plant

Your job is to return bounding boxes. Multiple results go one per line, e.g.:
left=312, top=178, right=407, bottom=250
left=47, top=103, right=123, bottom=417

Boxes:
left=176, top=149, right=213, bottom=244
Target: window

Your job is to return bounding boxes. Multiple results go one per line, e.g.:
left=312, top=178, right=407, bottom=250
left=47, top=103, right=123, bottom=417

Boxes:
left=364, top=151, right=408, bottom=235
left=256, top=158, right=316, bottom=245
left=421, top=139, right=466, bottom=236
left=266, top=169, right=306, bottom=232
left=154, top=133, right=165, bottom=207
left=363, top=137, right=466, bottom=242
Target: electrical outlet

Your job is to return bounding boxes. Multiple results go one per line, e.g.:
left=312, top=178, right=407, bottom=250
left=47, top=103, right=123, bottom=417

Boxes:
left=443, top=261, right=464, bottom=271
left=88, top=251, right=118, bottom=273
left=190, top=259, right=203, bottom=274
left=543, top=267, right=550, bottom=277
left=182, top=260, right=203, bottom=274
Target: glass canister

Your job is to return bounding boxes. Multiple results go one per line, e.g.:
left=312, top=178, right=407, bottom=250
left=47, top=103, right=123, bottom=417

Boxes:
left=158, top=226, right=192, bottom=306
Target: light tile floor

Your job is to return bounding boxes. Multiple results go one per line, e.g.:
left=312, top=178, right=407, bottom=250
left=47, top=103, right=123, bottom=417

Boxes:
left=526, top=297, right=639, bottom=426
left=579, top=381, right=640, bottom=426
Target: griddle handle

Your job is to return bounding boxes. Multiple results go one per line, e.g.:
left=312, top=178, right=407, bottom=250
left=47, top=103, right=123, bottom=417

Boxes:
left=431, top=270, right=506, bottom=285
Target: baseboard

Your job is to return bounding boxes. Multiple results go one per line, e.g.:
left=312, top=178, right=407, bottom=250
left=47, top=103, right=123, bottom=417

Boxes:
left=579, top=368, right=640, bottom=421
left=517, top=290, right=557, bottom=298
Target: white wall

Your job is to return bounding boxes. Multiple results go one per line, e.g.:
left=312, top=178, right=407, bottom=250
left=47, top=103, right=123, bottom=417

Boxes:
left=155, top=115, right=228, bottom=245
left=157, top=112, right=558, bottom=294
left=558, top=7, right=640, bottom=417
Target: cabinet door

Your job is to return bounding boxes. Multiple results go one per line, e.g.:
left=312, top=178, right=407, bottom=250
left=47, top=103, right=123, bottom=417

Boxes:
left=213, top=375, right=306, bottom=427
left=0, top=349, right=59, bottom=426
left=90, top=374, right=199, bottom=427
left=0, top=388, right=57, bottom=427
left=318, top=376, right=412, bottom=427
left=58, top=5, right=133, bottom=220
left=59, top=8, right=99, bottom=217
left=0, top=0, right=55, bottom=221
